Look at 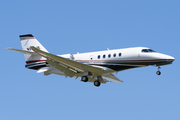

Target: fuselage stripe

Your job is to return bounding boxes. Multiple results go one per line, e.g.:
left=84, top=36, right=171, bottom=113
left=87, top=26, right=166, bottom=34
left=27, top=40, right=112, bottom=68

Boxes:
left=26, top=60, right=46, bottom=64
left=20, top=38, right=36, bottom=41
left=75, top=59, right=174, bottom=63
left=25, top=59, right=173, bottom=64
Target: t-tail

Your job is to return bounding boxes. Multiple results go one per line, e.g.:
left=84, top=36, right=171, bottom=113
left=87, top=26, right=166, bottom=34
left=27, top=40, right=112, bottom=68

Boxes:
left=7, top=34, right=48, bottom=70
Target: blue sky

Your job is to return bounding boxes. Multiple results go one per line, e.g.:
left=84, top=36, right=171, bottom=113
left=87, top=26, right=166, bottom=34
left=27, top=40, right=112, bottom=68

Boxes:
left=1, top=0, right=180, bottom=120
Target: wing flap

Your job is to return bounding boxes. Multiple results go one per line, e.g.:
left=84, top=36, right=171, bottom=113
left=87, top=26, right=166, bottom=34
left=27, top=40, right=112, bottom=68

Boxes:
left=47, top=59, right=76, bottom=77
left=63, top=69, right=77, bottom=77
left=44, top=71, right=52, bottom=76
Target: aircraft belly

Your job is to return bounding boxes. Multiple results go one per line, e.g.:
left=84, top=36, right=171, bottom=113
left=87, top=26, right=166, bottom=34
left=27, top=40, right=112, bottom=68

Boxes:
left=93, top=64, right=141, bottom=71
left=88, top=59, right=171, bottom=71
left=115, top=61, right=172, bottom=66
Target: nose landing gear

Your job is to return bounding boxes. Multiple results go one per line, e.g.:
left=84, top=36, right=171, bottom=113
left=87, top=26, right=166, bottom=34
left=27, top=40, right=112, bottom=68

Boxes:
left=156, top=66, right=161, bottom=75
left=156, top=71, right=161, bottom=75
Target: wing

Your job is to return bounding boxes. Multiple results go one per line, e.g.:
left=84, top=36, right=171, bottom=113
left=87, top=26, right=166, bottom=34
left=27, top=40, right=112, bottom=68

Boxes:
left=30, top=46, right=111, bottom=77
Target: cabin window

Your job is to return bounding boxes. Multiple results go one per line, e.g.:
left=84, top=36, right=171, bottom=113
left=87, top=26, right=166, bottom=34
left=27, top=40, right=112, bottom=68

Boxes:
left=98, top=55, right=100, bottom=59
left=119, top=53, right=121, bottom=57
left=108, top=54, right=111, bottom=58
left=113, top=53, right=116, bottom=57
left=103, top=55, right=106, bottom=58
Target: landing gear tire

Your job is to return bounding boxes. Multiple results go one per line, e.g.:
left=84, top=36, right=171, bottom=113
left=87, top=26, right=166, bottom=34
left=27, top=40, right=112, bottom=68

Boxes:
left=81, top=76, right=88, bottom=82
left=156, top=71, right=161, bottom=75
left=94, top=80, right=101, bottom=87
left=156, top=66, right=161, bottom=75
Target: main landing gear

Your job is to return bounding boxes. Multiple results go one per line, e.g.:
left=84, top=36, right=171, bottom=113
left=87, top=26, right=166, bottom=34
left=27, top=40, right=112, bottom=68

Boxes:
left=81, top=76, right=88, bottom=82
left=156, top=66, right=161, bottom=75
left=93, top=76, right=102, bottom=87
left=81, top=76, right=101, bottom=87
left=94, top=80, right=101, bottom=87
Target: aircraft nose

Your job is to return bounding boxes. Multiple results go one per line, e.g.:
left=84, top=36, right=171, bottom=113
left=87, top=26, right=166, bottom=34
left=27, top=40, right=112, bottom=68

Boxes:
left=165, top=55, right=175, bottom=62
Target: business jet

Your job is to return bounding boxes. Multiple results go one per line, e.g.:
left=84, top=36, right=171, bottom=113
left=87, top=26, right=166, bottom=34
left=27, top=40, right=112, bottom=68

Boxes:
left=7, top=34, right=175, bottom=87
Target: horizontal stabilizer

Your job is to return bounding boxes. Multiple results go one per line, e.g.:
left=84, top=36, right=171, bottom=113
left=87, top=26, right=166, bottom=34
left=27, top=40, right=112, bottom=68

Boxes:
left=6, top=48, right=38, bottom=55
left=37, top=67, right=51, bottom=73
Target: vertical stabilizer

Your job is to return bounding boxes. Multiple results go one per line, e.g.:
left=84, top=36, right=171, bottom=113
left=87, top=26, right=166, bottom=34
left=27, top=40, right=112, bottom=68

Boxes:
left=20, top=34, right=48, bottom=65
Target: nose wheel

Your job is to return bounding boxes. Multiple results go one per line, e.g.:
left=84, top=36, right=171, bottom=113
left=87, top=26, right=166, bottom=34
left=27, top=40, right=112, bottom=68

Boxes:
left=156, top=66, right=161, bottom=75
left=156, top=71, right=161, bottom=75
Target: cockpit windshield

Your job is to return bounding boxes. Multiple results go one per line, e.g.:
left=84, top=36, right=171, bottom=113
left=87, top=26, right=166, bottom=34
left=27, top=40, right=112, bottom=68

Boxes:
left=141, top=49, right=156, bottom=53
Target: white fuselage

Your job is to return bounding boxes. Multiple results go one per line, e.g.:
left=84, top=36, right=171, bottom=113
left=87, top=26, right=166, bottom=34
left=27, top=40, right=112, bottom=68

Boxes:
left=45, top=47, right=174, bottom=76
left=60, top=47, right=174, bottom=66
left=26, top=47, right=174, bottom=76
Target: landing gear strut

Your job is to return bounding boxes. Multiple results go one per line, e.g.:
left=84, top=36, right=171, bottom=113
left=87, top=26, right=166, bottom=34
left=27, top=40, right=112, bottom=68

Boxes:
left=156, top=66, right=161, bottom=75
left=93, top=76, right=102, bottom=87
